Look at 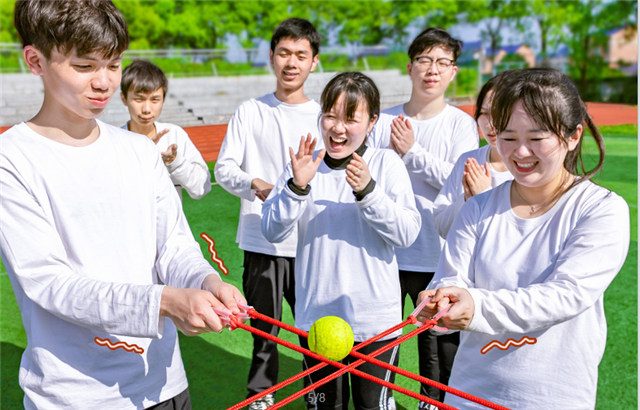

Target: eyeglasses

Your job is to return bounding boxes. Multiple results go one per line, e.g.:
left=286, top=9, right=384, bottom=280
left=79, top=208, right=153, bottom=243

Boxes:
left=413, top=55, right=456, bottom=72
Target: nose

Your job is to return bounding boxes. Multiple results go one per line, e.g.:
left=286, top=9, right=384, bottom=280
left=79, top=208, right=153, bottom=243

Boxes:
left=332, top=119, right=346, bottom=133
left=514, top=142, right=532, bottom=158
left=141, top=100, right=151, bottom=114
left=91, top=68, right=110, bottom=91
left=426, top=61, right=440, bottom=75
left=285, top=54, right=297, bottom=67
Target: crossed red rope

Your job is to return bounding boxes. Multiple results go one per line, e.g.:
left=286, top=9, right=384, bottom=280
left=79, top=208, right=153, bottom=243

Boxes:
left=223, top=306, right=510, bottom=410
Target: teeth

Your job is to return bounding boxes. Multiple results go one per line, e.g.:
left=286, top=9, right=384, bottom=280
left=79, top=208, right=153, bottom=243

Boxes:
left=330, top=136, right=346, bottom=144
left=516, top=161, right=536, bottom=168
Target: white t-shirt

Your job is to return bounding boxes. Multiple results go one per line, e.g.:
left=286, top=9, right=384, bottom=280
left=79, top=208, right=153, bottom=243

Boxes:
left=433, top=144, right=513, bottom=239
left=429, top=181, right=629, bottom=410
left=261, top=148, right=421, bottom=341
left=369, top=104, right=478, bottom=272
left=214, top=93, right=322, bottom=257
left=121, top=121, right=211, bottom=200
left=0, top=121, right=218, bottom=409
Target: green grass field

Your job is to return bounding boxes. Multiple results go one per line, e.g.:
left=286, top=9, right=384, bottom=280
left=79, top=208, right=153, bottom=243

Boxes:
left=1, top=125, right=637, bottom=409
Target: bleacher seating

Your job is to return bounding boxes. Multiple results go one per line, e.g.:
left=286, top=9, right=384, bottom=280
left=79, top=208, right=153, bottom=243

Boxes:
left=1, top=70, right=412, bottom=127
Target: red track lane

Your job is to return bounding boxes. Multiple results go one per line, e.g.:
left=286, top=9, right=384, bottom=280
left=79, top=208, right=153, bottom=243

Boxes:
left=2, top=103, right=633, bottom=163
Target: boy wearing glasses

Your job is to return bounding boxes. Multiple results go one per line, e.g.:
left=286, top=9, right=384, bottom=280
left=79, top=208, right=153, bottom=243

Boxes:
left=368, top=27, right=478, bottom=410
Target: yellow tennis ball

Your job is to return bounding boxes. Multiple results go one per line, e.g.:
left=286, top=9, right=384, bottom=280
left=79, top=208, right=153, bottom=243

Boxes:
left=308, top=316, right=354, bottom=361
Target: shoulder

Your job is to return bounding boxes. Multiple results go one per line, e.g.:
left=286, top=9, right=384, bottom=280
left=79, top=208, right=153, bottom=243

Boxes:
left=155, top=121, right=188, bottom=138
left=455, top=145, right=488, bottom=166
left=366, top=146, right=404, bottom=170
left=99, top=120, right=157, bottom=152
left=382, top=104, right=404, bottom=116
left=570, top=180, right=628, bottom=215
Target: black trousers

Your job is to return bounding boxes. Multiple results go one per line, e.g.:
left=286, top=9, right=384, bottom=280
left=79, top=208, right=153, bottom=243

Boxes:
left=398, top=271, right=460, bottom=403
left=243, top=251, right=296, bottom=397
left=299, top=336, right=399, bottom=410
left=145, top=388, right=191, bottom=410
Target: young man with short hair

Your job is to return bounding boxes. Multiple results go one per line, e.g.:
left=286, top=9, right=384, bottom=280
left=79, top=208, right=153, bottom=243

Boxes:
left=368, top=27, right=479, bottom=410
left=121, top=59, right=211, bottom=201
left=214, top=17, right=322, bottom=410
left=1, top=1, right=244, bottom=408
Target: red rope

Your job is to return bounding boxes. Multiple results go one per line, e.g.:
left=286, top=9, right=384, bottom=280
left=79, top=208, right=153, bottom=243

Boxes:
left=229, top=317, right=453, bottom=410
left=228, top=311, right=413, bottom=410
left=228, top=309, right=511, bottom=410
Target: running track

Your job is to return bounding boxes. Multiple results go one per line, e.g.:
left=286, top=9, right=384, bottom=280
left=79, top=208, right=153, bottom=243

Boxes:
left=2, top=103, right=636, bottom=162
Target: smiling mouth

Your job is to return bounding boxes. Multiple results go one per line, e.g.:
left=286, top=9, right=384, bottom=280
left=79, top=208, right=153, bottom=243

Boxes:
left=329, top=135, right=347, bottom=149
left=514, top=160, right=539, bottom=171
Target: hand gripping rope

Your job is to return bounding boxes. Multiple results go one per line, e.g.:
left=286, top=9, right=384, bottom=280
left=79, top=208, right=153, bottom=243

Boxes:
left=215, top=298, right=511, bottom=410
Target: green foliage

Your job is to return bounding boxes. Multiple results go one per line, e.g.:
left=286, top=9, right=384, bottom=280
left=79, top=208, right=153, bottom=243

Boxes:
left=0, top=0, right=18, bottom=43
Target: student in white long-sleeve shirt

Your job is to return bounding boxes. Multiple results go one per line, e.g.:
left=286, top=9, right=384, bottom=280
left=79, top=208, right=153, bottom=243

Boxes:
left=214, top=18, right=322, bottom=409
left=1, top=2, right=245, bottom=409
left=433, top=72, right=513, bottom=239
left=262, top=72, right=420, bottom=409
left=368, top=27, right=478, bottom=409
left=121, top=60, right=211, bottom=201
left=417, top=68, right=630, bottom=410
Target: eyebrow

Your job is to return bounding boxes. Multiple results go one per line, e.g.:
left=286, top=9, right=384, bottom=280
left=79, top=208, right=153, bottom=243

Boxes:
left=275, top=47, right=310, bottom=55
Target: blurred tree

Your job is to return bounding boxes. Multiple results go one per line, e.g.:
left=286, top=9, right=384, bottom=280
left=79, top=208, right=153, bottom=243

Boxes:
left=561, top=0, right=637, bottom=92
left=389, top=0, right=461, bottom=45
left=0, top=0, right=18, bottom=43
left=527, top=0, right=566, bottom=67
left=464, top=0, right=529, bottom=64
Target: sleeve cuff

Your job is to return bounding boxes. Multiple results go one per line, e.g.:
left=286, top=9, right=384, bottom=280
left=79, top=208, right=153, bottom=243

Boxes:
left=354, top=178, right=376, bottom=201
left=287, top=178, right=311, bottom=196
left=401, top=142, right=421, bottom=165
left=465, top=288, right=486, bottom=333
left=165, top=151, right=185, bottom=172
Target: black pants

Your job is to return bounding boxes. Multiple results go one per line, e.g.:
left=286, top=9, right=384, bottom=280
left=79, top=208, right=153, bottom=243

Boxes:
left=398, top=271, right=459, bottom=402
left=300, top=336, right=399, bottom=410
left=243, top=251, right=296, bottom=397
left=145, top=388, right=191, bottom=410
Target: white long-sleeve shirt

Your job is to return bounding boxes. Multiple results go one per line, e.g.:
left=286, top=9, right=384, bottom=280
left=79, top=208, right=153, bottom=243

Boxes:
left=0, top=121, right=218, bottom=409
left=214, top=93, right=322, bottom=257
left=122, top=121, right=211, bottom=200
left=429, top=181, right=629, bottom=410
left=433, top=145, right=513, bottom=239
left=369, top=104, right=478, bottom=272
left=261, top=148, right=421, bottom=341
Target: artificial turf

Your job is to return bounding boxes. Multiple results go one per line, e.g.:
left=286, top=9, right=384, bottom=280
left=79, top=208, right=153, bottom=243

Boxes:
left=1, top=125, right=637, bottom=409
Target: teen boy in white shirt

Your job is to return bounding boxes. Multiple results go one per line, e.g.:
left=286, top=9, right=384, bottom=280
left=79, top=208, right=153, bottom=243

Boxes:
left=121, top=60, right=211, bottom=201
left=1, top=1, right=244, bottom=409
left=368, top=27, right=479, bottom=410
left=214, top=18, right=322, bottom=410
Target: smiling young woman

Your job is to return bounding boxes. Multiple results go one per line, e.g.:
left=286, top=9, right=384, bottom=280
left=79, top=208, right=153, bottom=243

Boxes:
left=416, top=68, right=629, bottom=410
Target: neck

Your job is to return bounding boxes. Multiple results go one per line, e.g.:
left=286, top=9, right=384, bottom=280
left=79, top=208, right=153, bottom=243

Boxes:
left=514, top=169, right=572, bottom=209
left=324, top=141, right=368, bottom=169
left=404, top=93, right=446, bottom=120
left=28, top=97, right=100, bottom=147
left=488, top=146, right=508, bottom=172
left=274, top=86, right=309, bottom=105
left=128, top=121, right=156, bottom=139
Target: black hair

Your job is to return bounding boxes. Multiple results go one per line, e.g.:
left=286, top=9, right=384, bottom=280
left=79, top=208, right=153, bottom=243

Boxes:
left=321, top=72, right=380, bottom=123
left=270, top=18, right=321, bottom=57
left=14, top=0, right=129, bottom=60
left=408, top=27, right=463, bottom=62
left=121, top=60, right=168, bottom=99
left=491, top=68, right=605, bottom=186
left=474, top=70, right=513, bottom=121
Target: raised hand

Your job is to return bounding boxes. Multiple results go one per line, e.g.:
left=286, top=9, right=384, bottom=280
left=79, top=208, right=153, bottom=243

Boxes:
left=161, top=144, right=177, bottom=165
left=390, top=114, right=415, bottom=156
left=463, top=158, right=491, bottom=200
left=346, top=152, right=371, bottom=193
left=151, top=128, right=170, bottom=145
left=290, top=133, right=326, bottom=189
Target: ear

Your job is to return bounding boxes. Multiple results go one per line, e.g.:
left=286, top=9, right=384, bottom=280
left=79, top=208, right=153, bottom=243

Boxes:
left=310, top=54, right=319, bottom=73
left=367, top=114, right=379, bottom=134
left=406, top=62, right=412, bottom=76
left=449, top=65, right=459, bottom=81
left=567, top=124, right=583, bottom=151
left=120, top=91, right=128, bottom=105
left=269, top=49, right=274, bottom=67
left=23, top=45, right=46, bottom=76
